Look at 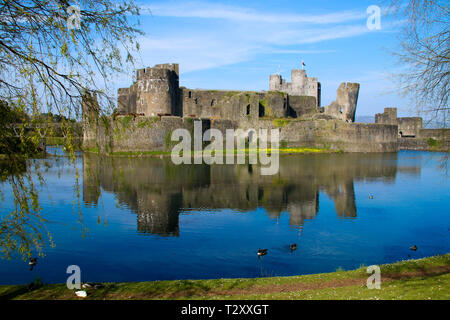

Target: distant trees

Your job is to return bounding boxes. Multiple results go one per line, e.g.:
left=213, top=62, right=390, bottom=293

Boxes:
left=389, top=0, right=449, bottom=126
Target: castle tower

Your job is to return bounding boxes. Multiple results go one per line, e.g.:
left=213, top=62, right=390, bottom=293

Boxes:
left=81, top=91, right=99, bottom=149
left=135, top=63, right=180, bottom=116
left=269, top=74, right=282, bottom=91
left=269, top=68, right=321, bottom=107
left=290, top=69, right=307, bottom=93
left=325, top=82, right=360, bottom=122
left=336, top=82, right=360, bottom=123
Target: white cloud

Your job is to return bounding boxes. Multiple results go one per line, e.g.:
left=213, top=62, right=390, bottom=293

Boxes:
left=142, top=2, right=366, bottom=24
left=135, top=1, right=397, bottom=73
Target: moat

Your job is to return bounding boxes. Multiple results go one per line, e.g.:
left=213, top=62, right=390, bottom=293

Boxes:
left=0, top=150, right=449, bottom=284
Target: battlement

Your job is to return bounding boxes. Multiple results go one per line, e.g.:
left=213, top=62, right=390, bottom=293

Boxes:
left=136, top=63, right=179, bottom=81
left=269, top=69, right=321, bottom=107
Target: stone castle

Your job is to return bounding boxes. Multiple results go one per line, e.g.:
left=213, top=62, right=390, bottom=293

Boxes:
left=82, top=63, right=448, bottom=154
left=114, top=63, right=359, bottom=123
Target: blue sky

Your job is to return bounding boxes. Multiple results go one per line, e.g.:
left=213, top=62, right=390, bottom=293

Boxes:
left=124, top=0, right=413, bottom=117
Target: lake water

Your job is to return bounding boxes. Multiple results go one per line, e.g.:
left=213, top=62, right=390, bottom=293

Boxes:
left=0, top=150, right=449, bottom=284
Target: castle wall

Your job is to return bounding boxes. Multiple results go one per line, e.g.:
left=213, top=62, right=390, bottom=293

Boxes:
left=180, top=89, right=263, bottom=122
left=211, top=119, right=398, bottom=152
left=398, top=117, right=422, bottom=137
left=375, top=108, right=397, bottom=125
left=374, top=107, right=449, bottom=151
left=288, top=96, right=317, bottom=117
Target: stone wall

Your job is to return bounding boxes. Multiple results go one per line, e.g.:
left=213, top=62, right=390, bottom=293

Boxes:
left=90, top=116, right=195, bottom=153
left=374, top=107, right=449, bottom=151
left=83, top=112, right=398, bottom=154
left=418, top=128, right=450, bottom=140
left=398, top=117, right=422, bottom=137
left=375, top=107, right=397, bottom=125
left=180, top=88, right=317, bottom=122
left=211, top=119, right=398, bottom=153
left=180, top=89, right=263, bottom=122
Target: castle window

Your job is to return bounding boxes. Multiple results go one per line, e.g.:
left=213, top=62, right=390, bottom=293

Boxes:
left=259, top=103, right=265, bottom=117
left=211, top=99, right=216, bottom=107
left=188, top=91, right=192, bottom=98
left=246, top=104, right=250, bottom=115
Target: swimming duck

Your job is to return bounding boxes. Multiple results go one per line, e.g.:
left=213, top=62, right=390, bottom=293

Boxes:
left=29, top=257, right=37, bottom=270
left=257, top=249, right=268, bottom=256
left=410, top=245, right=418, bottom=251
left=290, top=244, right=297, bottom=251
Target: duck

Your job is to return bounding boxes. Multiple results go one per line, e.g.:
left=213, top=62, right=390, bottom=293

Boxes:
left=29, top=258, right=37, bottom=266
left=28, top=257, right=37, bottom=270
left=290, top=244, right=297, bottom=251
left=257, top=249, right=268, bottom=256
left=82, top=282, right=105, bottom=289
left=410, top=245, right=418, bottom=251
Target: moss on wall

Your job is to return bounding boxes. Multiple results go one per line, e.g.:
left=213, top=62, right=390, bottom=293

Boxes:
left=273, top=119, right=290, bottom=128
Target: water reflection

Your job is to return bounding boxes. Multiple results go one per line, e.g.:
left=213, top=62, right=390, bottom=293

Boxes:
left=82, top=152, right=419, bottom=236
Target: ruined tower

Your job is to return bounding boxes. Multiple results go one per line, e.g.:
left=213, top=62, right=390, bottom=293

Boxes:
left=325, top=83, right=360, bottom=123
left=81, top=91, right=99, bottom=149
left=117, top=63, right=180, bottom=117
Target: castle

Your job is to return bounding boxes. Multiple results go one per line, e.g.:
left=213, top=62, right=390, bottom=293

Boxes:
left=82, top=63, right=448, bottom=154
left=114, top=63, right=359, bottom=123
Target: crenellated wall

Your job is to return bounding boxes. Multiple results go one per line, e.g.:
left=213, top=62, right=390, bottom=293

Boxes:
left=269, top=69, right=321, bottom=107
left=375, top=107, right=449, bottom=151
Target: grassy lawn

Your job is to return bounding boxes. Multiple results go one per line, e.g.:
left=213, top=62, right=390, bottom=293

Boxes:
left=0, top=254, right=448, bottom=300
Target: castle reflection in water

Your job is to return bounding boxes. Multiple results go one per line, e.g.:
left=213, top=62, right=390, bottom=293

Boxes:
left=82, top=153, right=420, bottom=237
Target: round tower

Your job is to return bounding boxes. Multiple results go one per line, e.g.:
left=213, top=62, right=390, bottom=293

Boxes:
left=135, top=64, right=179, bottom=116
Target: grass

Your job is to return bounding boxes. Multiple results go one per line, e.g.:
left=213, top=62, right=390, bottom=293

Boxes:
left=0, top=254, right=448, bottom=300
left=86, top=147, right=334, bottom=157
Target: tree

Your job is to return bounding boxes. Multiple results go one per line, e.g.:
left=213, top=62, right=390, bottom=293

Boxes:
left=389, top=0, right=449, bottom=127
left=0, top=0, right=143, bottom=260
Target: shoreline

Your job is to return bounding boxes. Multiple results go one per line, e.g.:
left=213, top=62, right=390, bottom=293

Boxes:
left=82, top=147, right=341, bottom=158
left=1, top=254, right=448, bottom=300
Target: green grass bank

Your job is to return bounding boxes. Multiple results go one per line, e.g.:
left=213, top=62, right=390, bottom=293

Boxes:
left=0, top=254, right=448, bottom=300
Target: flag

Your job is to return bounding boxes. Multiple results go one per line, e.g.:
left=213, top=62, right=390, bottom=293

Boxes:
left=302, top=61, right=306, bottom=67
